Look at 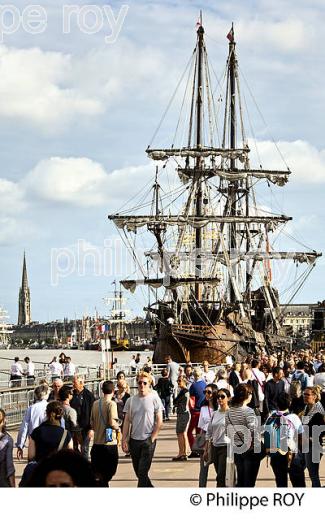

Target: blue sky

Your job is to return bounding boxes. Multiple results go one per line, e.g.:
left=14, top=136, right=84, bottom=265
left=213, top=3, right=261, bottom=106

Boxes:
left=0, top=0, right=324, bottom=323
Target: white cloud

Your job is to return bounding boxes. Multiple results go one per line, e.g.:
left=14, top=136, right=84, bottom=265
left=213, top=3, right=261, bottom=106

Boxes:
left=22, top=157, right=153, bottom=209
left=23, top=157, right=111, bottom=207
left=0, top=178, right=26, bottom=215
left=234, top=19, right=306, bottom=52
left=0, top=45, right=102, bottom=129
left=0, top=216, right=35, bottom=245
left=250, top=139, right=325, bottom=183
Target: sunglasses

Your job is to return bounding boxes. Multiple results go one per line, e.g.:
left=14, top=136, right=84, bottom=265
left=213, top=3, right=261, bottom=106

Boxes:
left=138, top=381, right=148, bottom=386
left=204, top=390, right=212, bottom=395
left=217, top=394, right=227, bottom=399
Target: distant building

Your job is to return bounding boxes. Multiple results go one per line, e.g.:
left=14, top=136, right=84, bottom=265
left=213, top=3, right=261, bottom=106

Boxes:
left=281, top=304, right=312, bottom=336
left=18, top=252, right=31, bottom=325
left=311, top=301, right=325, bottom=335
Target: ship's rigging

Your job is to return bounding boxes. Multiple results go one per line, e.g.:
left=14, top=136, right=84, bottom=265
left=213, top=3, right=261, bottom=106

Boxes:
left=107, top=20, right=321, bottom=362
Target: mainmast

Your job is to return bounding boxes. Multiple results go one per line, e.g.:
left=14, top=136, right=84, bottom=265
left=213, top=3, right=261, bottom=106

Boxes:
left=195, top=15, right=204, bottom=302
left=227, top=24, right=238, bottom=305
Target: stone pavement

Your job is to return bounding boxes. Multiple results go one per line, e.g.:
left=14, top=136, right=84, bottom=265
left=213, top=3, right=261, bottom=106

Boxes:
left=11, top=417, right=325, bottom=487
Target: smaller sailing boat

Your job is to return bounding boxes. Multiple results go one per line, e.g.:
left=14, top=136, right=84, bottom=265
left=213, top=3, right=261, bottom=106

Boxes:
left=104, top=281, right=131, bottom=350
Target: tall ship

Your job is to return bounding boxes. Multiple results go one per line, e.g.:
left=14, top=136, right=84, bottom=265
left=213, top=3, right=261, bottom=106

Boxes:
left=108, top=19, right=321, bottom=363
left=0, top=306, right=12, bottom=348
left=103, top=281, right=130, bottom=350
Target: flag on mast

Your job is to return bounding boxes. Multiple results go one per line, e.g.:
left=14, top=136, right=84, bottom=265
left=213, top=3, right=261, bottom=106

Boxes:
left=227, top=25, right=234, bottom=42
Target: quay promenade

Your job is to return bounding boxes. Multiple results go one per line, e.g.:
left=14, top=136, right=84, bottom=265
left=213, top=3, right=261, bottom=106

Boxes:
left=10, top=417, right=325, bottom=488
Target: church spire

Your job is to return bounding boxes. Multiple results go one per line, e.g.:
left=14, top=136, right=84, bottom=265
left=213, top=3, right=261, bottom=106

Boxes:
left=21, top=251, right=29, bottom=290
left=18, top=252, right=31, bottom=325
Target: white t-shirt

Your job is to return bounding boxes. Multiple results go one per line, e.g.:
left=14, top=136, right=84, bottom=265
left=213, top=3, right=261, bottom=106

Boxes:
left=49, top=362, right=63, bottom=376
left=216, top=380, right=234, bottom=397
left=26, top=361, right=35, bottom=376
left=10, top=362, right=23, bottom=376
left=64, top=362, right=76, bottom=376
left=314, top=372, right=325, bottom=391
left=202, top=370, right=215, bottom=384
left=198, top=405, right=214, bottom=432
left=123, top=392, right=164, bottom=440
left=206, top=409, right=229, bottom=446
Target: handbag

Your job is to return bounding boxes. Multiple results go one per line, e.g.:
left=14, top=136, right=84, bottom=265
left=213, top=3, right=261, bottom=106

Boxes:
left=203, top=440, right=213, bottom=466
left=192, top=431, right=206, bottom=453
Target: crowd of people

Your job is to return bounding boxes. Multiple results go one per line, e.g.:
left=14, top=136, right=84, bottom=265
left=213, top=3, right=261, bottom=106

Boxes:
left=162, top=349, right=325, bottom=488
left=0, top=348, right=325, bottom=487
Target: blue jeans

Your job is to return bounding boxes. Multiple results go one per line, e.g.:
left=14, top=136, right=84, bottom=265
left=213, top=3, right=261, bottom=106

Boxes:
left=81, top=430, right=91, bottom=460
left=161, top=396, right=171, bottom=419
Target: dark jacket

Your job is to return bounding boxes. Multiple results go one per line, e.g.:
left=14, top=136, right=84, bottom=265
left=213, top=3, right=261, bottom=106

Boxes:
left=264, top=379, right=285, bottom=416
left=154, top=377, right=174, bottom=399
left=70, top=387, right=95, bottom=432
left=229, top=370, right=240, bottom=390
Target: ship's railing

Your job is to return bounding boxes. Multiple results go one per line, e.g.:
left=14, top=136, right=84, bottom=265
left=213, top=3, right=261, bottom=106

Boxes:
left=172, top=324, right=215, bottom=333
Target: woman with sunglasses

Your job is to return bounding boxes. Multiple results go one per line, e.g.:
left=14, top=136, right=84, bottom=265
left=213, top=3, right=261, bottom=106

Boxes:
left=172, top=376, right=190, bottom=461
left=204, top=388, right=231, bottom=487
left=301, top=386, right=325, bottom=487
left=197, top=384, right=218, bottom=486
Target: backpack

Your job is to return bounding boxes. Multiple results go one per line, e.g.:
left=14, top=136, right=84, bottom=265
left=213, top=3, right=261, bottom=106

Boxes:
left=263, top=411, right=294, bottom=455
left=291, top=371, right=307, bottom=391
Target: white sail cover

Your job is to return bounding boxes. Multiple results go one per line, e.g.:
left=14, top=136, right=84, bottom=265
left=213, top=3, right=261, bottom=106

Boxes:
left=147, top=147, right=249, bottom=162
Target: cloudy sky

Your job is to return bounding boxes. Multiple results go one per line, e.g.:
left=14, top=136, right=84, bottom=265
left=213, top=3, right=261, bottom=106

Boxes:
left=0, top=0, right=324, bottom=324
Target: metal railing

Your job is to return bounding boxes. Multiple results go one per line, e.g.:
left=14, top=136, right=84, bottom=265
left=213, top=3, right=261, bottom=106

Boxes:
left=1, top=375, right=138, bottom=429
left=0, top=366, right=101, bottom=390
left=1, top=361, right=223, bottom=429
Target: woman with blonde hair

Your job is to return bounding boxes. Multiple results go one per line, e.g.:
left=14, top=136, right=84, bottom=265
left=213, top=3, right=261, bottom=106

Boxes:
left=301, top=386, right=325, bottom=487
left=215, top=368, right=233, bottom=396
left=0, top=409, right=15, bottom=487
left=289, top=381, right=305, bottom=415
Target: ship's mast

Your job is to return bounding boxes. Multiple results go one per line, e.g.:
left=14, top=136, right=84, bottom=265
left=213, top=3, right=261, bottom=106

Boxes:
left=228, top=24, right=238, bottom=305
left=195, top=15, right=204, bottom=302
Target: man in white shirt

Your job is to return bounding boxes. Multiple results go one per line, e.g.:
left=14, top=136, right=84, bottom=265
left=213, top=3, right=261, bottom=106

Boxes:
left=130, top=355, right=137, bottom=374
left=63, top=357, right=76, bottom=381
left=122, top=372, right=163, bottom=487
left=201, top=360, right=215, bottom=384
left=251, top=359, right=266, bottom=412
left=165, top=355, right=179, bottom=405
left=48, top=356, right=63, bottom=380
left=10, top=357, right=24, bottom=387
left=16, top=384, right=50, bottom=459
left=24, top=357, right=35, bottom=386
